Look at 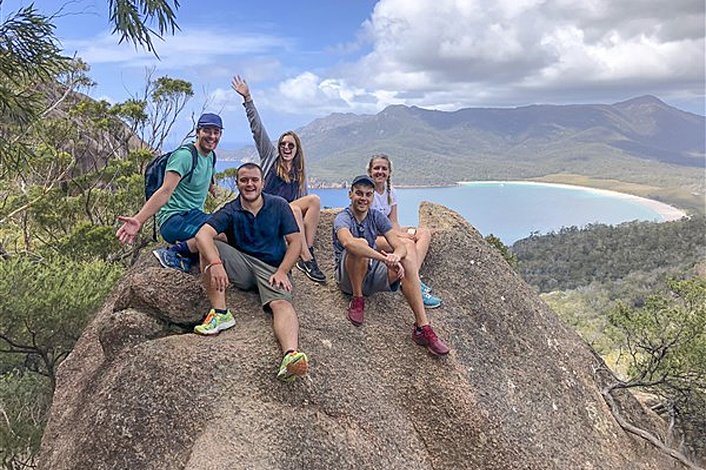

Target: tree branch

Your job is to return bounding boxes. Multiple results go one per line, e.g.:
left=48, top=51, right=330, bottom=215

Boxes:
left=602, top=382, right=701, bottom=469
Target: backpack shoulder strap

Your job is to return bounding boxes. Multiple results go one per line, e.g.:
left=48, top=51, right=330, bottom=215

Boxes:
left=183, top=143, right=199, bottom=183
left=210, top=150, right=217, bottom=184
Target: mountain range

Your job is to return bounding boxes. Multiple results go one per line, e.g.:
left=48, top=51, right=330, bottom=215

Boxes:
left=230, top=95, right=705, bottom=209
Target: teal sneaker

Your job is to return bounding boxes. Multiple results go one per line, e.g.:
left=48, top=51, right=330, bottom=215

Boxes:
left=422, top=291, right=442, bottom=309
left=194, top=309, right=235, bottom=336
left=420, top=280, right=432, bottom=294
left=277, top=351, right=309, bottom=382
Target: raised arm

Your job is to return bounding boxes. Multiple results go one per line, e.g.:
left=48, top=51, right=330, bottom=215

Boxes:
left=231, top=75, right=278, bottom=176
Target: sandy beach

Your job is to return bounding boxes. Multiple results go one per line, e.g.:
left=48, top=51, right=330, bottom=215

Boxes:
left=457, top=181, right=689, bottom=222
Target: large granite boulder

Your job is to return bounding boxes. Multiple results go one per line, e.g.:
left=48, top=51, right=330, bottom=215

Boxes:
left=39, top=204, right=683, bottom=469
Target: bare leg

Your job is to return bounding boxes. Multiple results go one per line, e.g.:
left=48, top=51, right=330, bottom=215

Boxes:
left=378, top=233, right=427, bottom=273
left=269, top=300, right=299, bottom=353
left=413, top=226, right=432, bottom=270
left=344, top=242, right=370, bottom=297
left=187, top=233, right=227, bottom=254
left=375, top=236, right=392, bottom=253
left=291, top=195, right=321, bottom=249
left=290, top=205, right=313, bottom=261
left=200, top=256, right=227, bottom=310
left=399, top=254, right=429, bottom=327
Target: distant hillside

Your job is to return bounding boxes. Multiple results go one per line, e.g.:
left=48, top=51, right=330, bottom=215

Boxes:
left=235, top=95, right=705, bottom=212
left=513, top=215, right=706, bottom=293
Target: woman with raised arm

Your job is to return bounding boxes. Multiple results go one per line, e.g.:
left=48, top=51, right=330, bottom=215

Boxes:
left=367, top=154, right=441, bottom=308
left=231, top=75, right=325, bottom=284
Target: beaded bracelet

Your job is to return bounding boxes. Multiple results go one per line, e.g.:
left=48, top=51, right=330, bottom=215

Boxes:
left=204, top=260, right=223, bottom=272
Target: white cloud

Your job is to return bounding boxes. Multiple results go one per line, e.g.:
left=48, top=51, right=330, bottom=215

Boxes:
left=62, top=28, right=291, bottom=70
left=250, top=72, right=379, bottom=115
left=264, top=0, right=704, bottom=115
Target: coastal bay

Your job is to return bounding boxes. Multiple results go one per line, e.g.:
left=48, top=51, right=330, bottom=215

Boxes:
left=311, top=181, right=687, bottom=243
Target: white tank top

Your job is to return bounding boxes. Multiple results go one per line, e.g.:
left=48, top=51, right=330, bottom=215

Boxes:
left=371, top=187, right=397, bottom=217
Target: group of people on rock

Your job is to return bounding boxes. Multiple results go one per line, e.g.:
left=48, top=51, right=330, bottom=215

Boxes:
left=116, top=75, right=450, bottom=383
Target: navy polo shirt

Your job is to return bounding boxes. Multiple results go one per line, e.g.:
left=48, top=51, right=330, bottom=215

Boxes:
left=206, top=193, right=299, bottom=267
left=332, top=207, right=393, bottom=266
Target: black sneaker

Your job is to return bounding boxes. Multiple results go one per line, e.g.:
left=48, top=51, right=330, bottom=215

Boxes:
left=296, top=258, right=326, bottom=284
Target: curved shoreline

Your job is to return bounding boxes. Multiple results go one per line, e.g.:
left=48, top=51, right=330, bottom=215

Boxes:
left=457, top=181, right=688, bottom=222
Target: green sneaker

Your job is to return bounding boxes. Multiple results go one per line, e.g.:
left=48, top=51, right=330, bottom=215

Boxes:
left=194, top=309, right=235, bottom=336
left=277, top=351, right=309, bottom=382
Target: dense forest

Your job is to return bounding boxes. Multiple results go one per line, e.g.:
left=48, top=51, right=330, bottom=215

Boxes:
left=513, top=216, right=706, bottom=293
left=512, top=218, right=706, bottom=460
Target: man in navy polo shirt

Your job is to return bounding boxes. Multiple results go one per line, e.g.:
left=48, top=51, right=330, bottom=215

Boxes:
left=194, top=162, right=309, bottom=382
left=332, top=175, right=450, bottom=356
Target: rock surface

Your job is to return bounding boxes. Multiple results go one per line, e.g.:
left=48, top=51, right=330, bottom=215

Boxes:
left=39, top=204, right=683, bottom=469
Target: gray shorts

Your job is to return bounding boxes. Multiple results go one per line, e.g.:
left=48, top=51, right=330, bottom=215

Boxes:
left=215, top=240, right=293, bottom=308
left=335, top=249, right=401, bottom=297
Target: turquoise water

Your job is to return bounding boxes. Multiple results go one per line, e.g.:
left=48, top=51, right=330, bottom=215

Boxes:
left=311, top=183, right=668, bottom=244
left=215, top=162, right=670, bottom=244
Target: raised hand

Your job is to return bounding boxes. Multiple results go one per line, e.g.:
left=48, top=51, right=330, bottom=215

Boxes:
left=231, top=75, right=251, bottom=101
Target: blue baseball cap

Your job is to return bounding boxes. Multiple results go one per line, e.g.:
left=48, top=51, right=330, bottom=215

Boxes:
left=351, top=174, right=375, bottom=188
left=197, top=113, right=223, bottom=129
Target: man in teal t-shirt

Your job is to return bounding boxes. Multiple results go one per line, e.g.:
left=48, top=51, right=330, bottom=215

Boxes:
left=116, top=113, right=224, bottom=272
left=156, top=145, right=214, bottom=229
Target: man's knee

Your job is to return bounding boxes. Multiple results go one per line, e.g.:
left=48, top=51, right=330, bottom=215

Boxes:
left=402, top=237, right=416, bottom=249
left=345, top=251, right=368, bottom=269
left=416, top=226, right=431, bottom=240
left=269, top=299, right=295, bottom=314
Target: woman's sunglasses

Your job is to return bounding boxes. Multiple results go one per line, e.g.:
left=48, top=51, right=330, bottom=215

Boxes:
left=279, top=142, right=296, bottom=150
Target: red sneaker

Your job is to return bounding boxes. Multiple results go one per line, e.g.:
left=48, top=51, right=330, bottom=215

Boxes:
left=412, top=324, right=450, bottom=356
left=347, top=296, right=365, bottom=326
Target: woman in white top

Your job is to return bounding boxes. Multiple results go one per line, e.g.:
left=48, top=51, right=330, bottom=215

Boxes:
left=367, top=154, right=441, bottom=308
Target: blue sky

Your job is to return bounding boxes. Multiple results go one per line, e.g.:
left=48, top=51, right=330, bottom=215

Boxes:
left=3, top=0, right=705, bottom=148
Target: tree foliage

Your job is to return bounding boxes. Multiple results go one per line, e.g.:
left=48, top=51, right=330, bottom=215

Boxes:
left=108, top=0, right=181, bottom=55
left=126, top=69, right=194, bottom=151
left=0, top=3, right=69, bottom=126
left=605, top=277, right=706, bottom=462
left=518, top=217, right=706, bottom=461
left=0, top=370, right=51, bottom=469
left=0, top=255, right=124, bottom=391
left=0, top=2, right=192, bottom=467
left=484, top=233, right=518, bottom=268
left=513, top=216, right=706, bottom=293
